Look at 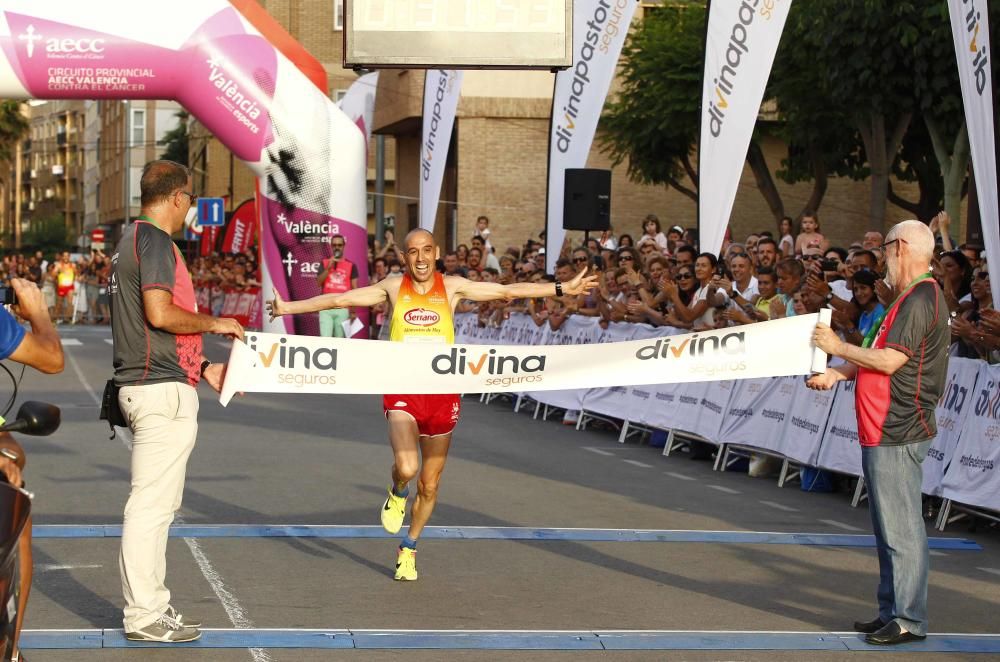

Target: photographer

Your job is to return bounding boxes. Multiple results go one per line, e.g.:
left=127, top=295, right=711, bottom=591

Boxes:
left=0, top=277, right=65, bottom=662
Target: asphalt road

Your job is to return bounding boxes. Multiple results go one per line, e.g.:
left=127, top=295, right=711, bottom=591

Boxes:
left=9, top=324, right=1000, bottom=661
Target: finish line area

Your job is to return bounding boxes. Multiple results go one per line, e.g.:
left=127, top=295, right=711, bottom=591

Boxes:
left=18, top=628, right=1000, bottom=653
left=23, top=330, right=1000, bottom=660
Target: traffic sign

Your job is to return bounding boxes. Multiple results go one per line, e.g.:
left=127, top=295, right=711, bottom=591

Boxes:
left=91, top=228, right=105, bottom=243
left=197, top=197, right=225, bottom=227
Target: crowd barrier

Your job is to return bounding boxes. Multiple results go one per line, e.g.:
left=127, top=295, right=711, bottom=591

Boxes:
left=454, top=313, right=1000, bottom=530
left=195, top=286, right=263, bottom=330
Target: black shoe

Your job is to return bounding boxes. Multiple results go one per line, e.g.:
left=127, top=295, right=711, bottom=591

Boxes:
left=865, top=621, right=926, bottom=646
left=853, top=617, right=886, bottom=634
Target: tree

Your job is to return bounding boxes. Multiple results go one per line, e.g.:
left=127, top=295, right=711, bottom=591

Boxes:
left=784, top=0, right=930, bottom=230
left=0, top=101, right=28, bottom=163
left=158, top=110, right=189, bottom=166
left=600, top=3, right=704, bottom=202
left=601, top=1, right=863, bottom=221
left=22, top=213, right=71, bottom=255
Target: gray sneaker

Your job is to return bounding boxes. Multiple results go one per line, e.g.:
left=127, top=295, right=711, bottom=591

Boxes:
left=126, top=617, right=201, bottom=643
left=165, top=605, right=202, bottom=629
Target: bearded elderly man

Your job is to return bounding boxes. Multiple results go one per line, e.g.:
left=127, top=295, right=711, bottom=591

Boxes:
left=268, top=229, right=597, bottom=582
left=808, top=220, right=949, bottom=646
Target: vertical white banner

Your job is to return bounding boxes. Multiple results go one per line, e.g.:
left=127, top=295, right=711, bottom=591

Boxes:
left=545, top=0, right=639, bottom=273
left=948, top=0, right=1000, bottom=309
left=420, top=70, right=462, bottom=233
left=698, top=0, right=792, bottom=257
left=337, top=71, right=379, bottom=145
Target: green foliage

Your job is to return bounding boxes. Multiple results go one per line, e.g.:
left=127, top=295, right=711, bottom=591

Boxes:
left=22, top=214, right=72, bottom=254
left=0, top=101, right=28, bottom=163
left=600, top=2, right=705, bottom=195
left=158, top=110, right=189, bottom=166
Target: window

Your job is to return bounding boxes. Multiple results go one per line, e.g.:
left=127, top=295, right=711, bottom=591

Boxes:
left=130, top=166, right=142, bottom=205
left=334, top=0, right=344, bottom=30
left=130, top=108, right=145, bottom=146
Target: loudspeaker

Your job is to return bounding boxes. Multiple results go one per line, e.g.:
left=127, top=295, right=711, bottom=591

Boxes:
left=563, top=168, right=611, bottom=232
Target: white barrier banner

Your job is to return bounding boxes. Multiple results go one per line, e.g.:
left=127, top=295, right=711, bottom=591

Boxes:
left=814, top=379, right=862, bottom=477
left=923, top=357, right=981, bottom=496
left=221, top=313, right=827, bottom=405
left=948, top=0, right=1000, bottom=309
left=941, top=363, right=1000, bottom=511
left=776, top=377, right=837, bottom=466
left=719, top=377, right=796, bottom=454
left=574, top=322, right=653, bottom=420
left=420, top=70, right=463, bottom=233
left=545, top=0, right=639, bottom=273
left=698, top=0, right=792, bottom=256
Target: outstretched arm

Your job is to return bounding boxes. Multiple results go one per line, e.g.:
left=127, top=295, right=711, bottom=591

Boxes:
left=453, top=268, right=599, bottom=302
left=268, top=283, right=388, bottom=320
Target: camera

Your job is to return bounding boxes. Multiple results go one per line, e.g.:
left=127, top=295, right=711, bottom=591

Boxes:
left=0, top=287, right=16, bottom=306
left=820, top=259, right=839, bottom=272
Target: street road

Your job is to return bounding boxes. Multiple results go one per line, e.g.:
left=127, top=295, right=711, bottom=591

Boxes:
left=12, top=325, right=1000, bottom=660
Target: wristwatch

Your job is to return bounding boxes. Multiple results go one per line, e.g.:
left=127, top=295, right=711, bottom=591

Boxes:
left=825, top=292, right=834, bottom=303
left=200, top=359, right=212, bottom=376
left=555, top=281, right=563, bottom=297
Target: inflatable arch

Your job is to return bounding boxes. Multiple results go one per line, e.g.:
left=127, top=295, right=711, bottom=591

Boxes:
left=0, top=0, right=368, bottom=335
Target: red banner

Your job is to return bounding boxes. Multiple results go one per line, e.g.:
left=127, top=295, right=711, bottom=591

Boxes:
left=196, top=285, right=261, bottom=330
left=221, top=198, right=257, bottom=254
left=200, top=226, right=220, bottom=256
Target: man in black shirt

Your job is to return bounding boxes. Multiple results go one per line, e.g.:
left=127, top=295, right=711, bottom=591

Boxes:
left=111, top=160, right=243, bottom=643
left=809, top=220, right=949, bottom=645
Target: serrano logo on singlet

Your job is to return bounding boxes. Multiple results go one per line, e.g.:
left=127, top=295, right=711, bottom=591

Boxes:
left=431, top=348, right=546, bottom=388
left=404, top=308, right=440, bottom=326
left=248, top=336, right=338, bottom=386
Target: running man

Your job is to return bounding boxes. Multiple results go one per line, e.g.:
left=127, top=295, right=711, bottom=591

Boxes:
left=267, top=229, right=597, bottom=580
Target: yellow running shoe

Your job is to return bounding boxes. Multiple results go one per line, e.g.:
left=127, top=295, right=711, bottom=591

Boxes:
left=394, top=547, right=418, bottom=581
left=380, top=487, right=407, bottom=534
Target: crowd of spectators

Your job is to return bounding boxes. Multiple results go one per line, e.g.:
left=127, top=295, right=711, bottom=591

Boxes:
left=0, top=247, right=261, bottom=325
left=0, top=249, right=111, bottom=325
left=366, top=211, right=997, bottom=363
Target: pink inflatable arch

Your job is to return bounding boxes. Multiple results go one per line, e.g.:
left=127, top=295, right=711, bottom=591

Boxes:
left=0, top=0, right=367, bottom=335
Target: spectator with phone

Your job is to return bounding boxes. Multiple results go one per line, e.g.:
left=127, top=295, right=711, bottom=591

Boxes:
left=0, top=276, right=64, bottom=662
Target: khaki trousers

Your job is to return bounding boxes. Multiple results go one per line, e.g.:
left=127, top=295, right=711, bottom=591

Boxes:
left=118, top=382, right=199, bottom=631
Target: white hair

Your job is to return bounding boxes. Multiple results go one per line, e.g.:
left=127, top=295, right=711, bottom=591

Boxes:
left=887, top=220, right=934, bottom=262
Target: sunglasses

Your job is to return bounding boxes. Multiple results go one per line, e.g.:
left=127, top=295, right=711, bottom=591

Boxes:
left=177, top=190, right=197, bottom=203
left=878, top=237, right=908, bottom=251
left=802, top=255, right=821, bottom=261
left=976, top=272, right=990, bottom=280
left=573, top=257, right=588, bottom=263
left=619, top=255, right=634, bottom=262
left=676, top=273, right=693, bottom=280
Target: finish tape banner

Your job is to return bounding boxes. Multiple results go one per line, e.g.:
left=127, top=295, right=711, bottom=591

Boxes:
left=219, top=312, right=829, bottom=406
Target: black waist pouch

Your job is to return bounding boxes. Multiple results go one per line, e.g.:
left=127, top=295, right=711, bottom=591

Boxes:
left=99, top=380, right=127, bottom=436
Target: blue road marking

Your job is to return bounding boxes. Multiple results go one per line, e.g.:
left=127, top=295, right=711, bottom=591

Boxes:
left=18, top=629, right=1000, bottom=652
left=30, top=525, right=982, bottom=550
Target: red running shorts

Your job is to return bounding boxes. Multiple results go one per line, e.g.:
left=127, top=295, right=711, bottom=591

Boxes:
left=383, top=394, right=461, bottom=437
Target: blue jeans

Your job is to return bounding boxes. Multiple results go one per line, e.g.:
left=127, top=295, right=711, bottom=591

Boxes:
left=861, top=439, right=932, bottom=636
